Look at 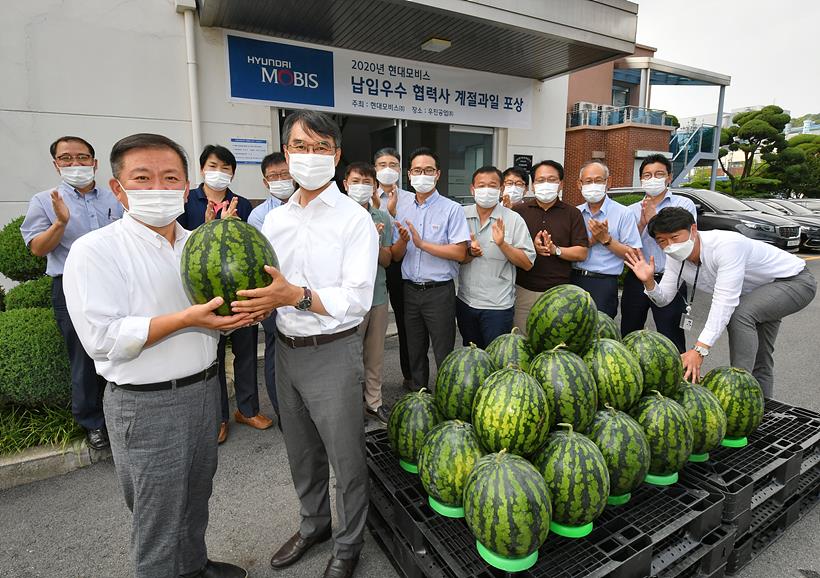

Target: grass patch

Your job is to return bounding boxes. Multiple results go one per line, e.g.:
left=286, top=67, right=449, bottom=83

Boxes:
left=0, top=405, right=84, bottom=455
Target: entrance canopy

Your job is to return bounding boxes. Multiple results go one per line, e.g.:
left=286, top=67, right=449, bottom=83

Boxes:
left=199, top=0, right=639, bottom=80
left=613, top=57, right=731, bottom=87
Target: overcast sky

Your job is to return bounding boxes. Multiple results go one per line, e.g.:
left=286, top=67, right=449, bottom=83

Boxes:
left=633, top=0, right=818, bottom=120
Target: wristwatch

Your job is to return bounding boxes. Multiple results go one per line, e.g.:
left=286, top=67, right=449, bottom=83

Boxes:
left=693, top=345, right=710, bottom=357
left=295, top=287, right=312, bottom=311
left=554, top=246, right=562, bottom=257
left=602, top=237, right=612, bottom=246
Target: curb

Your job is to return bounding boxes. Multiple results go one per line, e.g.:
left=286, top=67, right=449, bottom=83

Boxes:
left=0, top=439, right=112, bottom=491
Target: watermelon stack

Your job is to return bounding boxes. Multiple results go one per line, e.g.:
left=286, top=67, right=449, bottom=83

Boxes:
left=463, top=450, right=552, bottom=572
left=674, top=382, right=727, bottom=461
left=417, top=420, right=484, bottom=517
left=529, top=345, right=598, bottom=432
left=532, top=423, right=610, bottom=538
left=596, top=311, right=621, bottom=341
left=622, top=330, right=683, bottom=397
left=700, top=367, right=764, bottom=448
left=631, top=390, right=694, bottom=485
left=584, top=338, right=644, bottom=412
left=527, top=284, right=598, bottom=356
left=387, top=389, right=442, bottom=473
left=486, top=327, right=534, bottom=371
left=434, top=344, right=497, bottom=421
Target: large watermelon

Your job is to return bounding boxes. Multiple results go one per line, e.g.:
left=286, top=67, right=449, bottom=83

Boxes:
left=471, top=368, right=550, bottom=457
left=527, top=284, right=598, bottom=355
left=587, top=405, right=651, bottom=499
left=700, top=367, right=764, bottom=438
left=631, top=391, right=693, bottom=477
left=434, top=344, right=497, bottom=421
left=486, top=327, right=534, bottom=371
left=622, top=330, right=683, bottom=397
left=180, top=218, right=278, bottom=316
left=583, top=338, right=644, bottom=411
left=529, top=346, right=598, bottom=432
left=673, top=382, right=727, bottom=457
left=532, top=424, right=610, bottom=528
left=418, top=420, right=484, bottom=510
left=463, top=450, right=552, bottom=559
left=597, top=311, right=620, bottom=341
left=387, top=389, right=442, bottom=467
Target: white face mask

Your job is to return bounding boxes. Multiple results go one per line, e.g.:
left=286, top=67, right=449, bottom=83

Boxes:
left=504, top=185, right=525, bottom=205
left=203, top=170, right=232, bottom=191
left=268, top=179, right=295, bottom=200
left=533, top=182, right=560, bottom=204
left=410, top=174, right=436, bottom=194
left=377, top=167, right=400, bottom=186
left=641, top=177, right=668, bottom=198
left=60, top=165, right=95, bottom=189
left=347, top=183, right=374, bottom=205
left=474, top=187, right=500, bottom=209
left=581, top=183, right=607, bottom=204
left=288, top=153, right=336, bottom=191
left=117, top=181, right=185, bottom=227
left=663, top=232, right=695, bottom=261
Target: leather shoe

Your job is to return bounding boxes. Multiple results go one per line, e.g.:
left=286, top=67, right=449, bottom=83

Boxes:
left=234, top=410, right=273, bottom=430
left=270, top=528, right=332, bottom=569
left=323, top=555, right=359, bottom=578
left=180, top=559, right=247, bottom=578
left=86, top=428, right=109, bottom=450
left=218, top=421, right=228, bottom=444
left=365, top=405, right=390, bottom=424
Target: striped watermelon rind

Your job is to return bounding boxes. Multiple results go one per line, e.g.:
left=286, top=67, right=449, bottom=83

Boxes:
left=434, top=344, right=497, bottom=421
left=387, top=389, right=442, bottom=464
left=673, top=382, right=728, bottom=455
left=486, top=327, right=534, bottom=372
left=418, top=420, right=484, bottom=507
left=630, top=390, right=694, bottom=476
left=527, top=284, right=598, bottom=356
left=180, top=218, right=278, bottom=316
left=597, top=311, right=621, bottom=341
left=622, top=330, right=683, bottom=397
left=587, top=404, right=651, bottom=497
left=529, top=345, right=598, bottom=432
left=463, top=450, right=552, bottom=558
left=700, top=367, right=764, bottom=438
left=583, top=338, right=644, bottom=412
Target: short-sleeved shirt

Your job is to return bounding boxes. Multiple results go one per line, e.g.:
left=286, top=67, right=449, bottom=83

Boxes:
left=177, top=185, right=253, bottom=230
left=575, top=195, right=642, bottom=276
left=248, top=196, right=282, bottom=231
left=368, top=205, right=394, bottom=307
left=377, top=186, right=411, bottom=217
left=20, top=181, right=123, bottom=277
left=396, top=190, right=471, bottom=283
left=628, top=192, right=697, bottom=273
left=458, top=204, right=536, bottom=309
left=513, top=199, right=588, bottom=292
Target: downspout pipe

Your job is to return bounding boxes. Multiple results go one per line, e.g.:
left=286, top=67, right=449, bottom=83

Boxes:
left=176, top=0, right=202, bottom=165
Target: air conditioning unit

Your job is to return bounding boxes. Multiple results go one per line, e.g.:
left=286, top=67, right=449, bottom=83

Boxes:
left=572, top=101, right=598, bottom=112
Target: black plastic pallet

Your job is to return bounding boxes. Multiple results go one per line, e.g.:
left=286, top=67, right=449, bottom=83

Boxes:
left=653, top=524, right=735, bottom=578
left=753, top=411, right=820, bottom=477
left=366, top=429, right=424, bottom=496
left=725, top=495, right=802, bottom=575
left=764, top=398, right=820, bottom=421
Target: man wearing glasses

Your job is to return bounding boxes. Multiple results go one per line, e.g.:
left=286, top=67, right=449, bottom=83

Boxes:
left=21, top=136, right=123, bottom=450
left=392, top=147, right=470, bottom=391
left=572, top=160, right=642, bottom=318
left=620, top=154, right=696, bottom=351
left=501, top=166, right=530, bottom=207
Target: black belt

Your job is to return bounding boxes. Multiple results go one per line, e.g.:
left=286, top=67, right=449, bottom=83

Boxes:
left=114, top=363, right=218, bottom=392
left=277, top=325, right=359, bottom=349
left=403, top=280, right=453, bottom=290
left=573, top=269, right=619, bottom=279
left=654, top=271, right=665, bottom=282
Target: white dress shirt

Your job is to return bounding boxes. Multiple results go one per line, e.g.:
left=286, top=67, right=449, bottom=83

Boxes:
left=63, top=212, right=218, bottom=385
left=261, top=182, right=378, bottom=337
left=646, top=230, right=806, bottom=346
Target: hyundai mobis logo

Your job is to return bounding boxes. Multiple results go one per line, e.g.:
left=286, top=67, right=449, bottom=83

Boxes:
left=227, top=34, right=335, bottom=107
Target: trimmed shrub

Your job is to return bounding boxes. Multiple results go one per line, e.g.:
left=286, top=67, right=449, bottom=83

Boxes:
left=6, top=276, right=52, bottom=310
left=0, top=308, right=71, bottom=408
left=612, top=193, right=644, bottom=206
left=0, top=216, right=47, bottom=282
left=0, top=285, right=5, bottom=312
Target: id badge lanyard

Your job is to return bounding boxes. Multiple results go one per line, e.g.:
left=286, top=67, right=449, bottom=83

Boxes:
left=677, top=262, right=701, bottom=331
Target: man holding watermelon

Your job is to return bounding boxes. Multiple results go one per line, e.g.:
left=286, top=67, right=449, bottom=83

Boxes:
left=626, top=206, right=817, bottom=395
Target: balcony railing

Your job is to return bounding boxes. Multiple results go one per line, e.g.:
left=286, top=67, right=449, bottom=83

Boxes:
left=567, top=106, right=676, bottom=129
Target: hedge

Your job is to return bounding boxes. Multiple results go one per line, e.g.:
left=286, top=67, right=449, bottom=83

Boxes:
left=6, top=276, right=52, bottom=310
left=0, top=216, right=47, bottom=282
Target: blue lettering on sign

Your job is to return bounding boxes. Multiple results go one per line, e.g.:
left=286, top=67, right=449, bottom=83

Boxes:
left=227, top=35, right=334, bottom=107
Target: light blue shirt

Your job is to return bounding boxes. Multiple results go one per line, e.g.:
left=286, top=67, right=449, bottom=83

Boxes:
left=575, top=195, right=642, bottom=276
left=396, top=190, right=471, bottom=283
left=377, top=186, right=412, bottom=217
left=627, top=191, right=697, bottom=273
left=20, top=181, right=123, bottom=276
left=248, top=196, right=283, bottom=231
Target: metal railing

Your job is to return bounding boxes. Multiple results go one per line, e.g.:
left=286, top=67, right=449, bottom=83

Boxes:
left=669, top=124, right=717, bottom=182
left=567, top=106, right=676, bottom=128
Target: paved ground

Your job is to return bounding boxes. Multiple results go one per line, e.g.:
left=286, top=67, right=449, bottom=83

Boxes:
left=0, top=258, right=818, bottom=578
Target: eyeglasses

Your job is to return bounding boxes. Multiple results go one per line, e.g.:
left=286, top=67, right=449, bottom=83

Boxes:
left=409, top=167, right=437, bottom=176
left=376, top=161, right=400, bottom=170
left=641, top=171, right=668, bottom=179
left=55, top=154, right=93, bottom=165
left=580, top=178, right=607, bottom=186
left=265, top=170, right=291, bottom=180
left=503, top=180, right=526, bottom=187
left=286, top=141, right=336, bottom=155
left=534, top=177, right=560, bottom=184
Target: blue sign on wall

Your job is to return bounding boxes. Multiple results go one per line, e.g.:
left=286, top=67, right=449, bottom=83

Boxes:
left=227, top=35, right=335, bottom=107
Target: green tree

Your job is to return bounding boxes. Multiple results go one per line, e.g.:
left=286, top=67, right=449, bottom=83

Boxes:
left=761, top=134, right=820, bottom=197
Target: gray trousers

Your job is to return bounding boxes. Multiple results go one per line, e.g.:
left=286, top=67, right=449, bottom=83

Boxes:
left=104, top=375, right=219, bottom=578
left=727, top=268, right=817, bottom=397
left=403, top=281, right=457, bottom=389
left=276, top=332, right=368, bottom=559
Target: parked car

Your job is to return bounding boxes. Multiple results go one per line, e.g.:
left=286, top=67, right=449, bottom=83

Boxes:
left=743, top=199, right=820, bottom=251
left=608, top=187, right=802, bottom=252
left=790, top=198, right=820, bottom=213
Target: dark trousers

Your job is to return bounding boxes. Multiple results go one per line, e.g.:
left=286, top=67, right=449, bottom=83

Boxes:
left=403, top=281, right=456, bottom=390
left=260, top=313, right=278, bottom=414
left=217, top=325, right=259, bottom=422
left=386, top=260, right=411, bottom=380
left=52, top=276, right=106, bottom=430
left=620, top=270, right=688, bottom=353
left=571, top=271, right=619, bottom=318
left=455, top=298, right=514, bottom=349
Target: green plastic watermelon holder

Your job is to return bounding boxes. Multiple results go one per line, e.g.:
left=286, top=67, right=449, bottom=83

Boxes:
left=398, top=459, right=418, bottom=474
left=549, top=520, right=593, bottom=538
left=721, top=436, right=748, bottom=448
left=644, top=472, right=678, bottom=486
left=427, top=496, right=464, bottom=518
left=688, top=452, right=710, bottom=462
left=607, top=493, right=631, bottom=506
left=476, top=540, right=538, bottom=572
